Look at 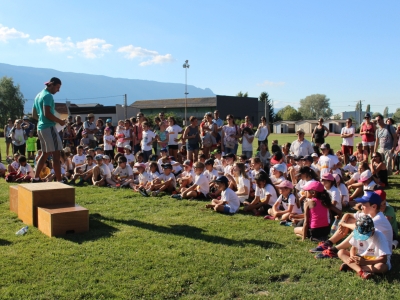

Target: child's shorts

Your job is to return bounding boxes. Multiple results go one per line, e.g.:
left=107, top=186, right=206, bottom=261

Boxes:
left=223, top=204, right=231, bottom=214
left=308, top=226, right=330, bottom=239
left=196, top=192, right=207, bottom=199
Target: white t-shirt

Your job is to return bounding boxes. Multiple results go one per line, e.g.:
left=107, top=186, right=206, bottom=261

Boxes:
left=258, top=125, right=269, bottom=141
left=224, top=164, right=233, bottom=176
left=160, top=172, right=176, bottom=188
left=364, top=180, right=377, bottom=191
left=99, top=163, right=111, bottom=179
left=353, top=211, right=393, bottom=252
left=341, top=126, right=355, bottom=146
left=124, top=153, right=135, bottom=164
left=349, top=229, right=391, bottom=270
left=107, top=162, right=114, bottom=173
left=221, top=188, right=241, bottom=213
left=19, top=163, right=33, bottom=175
left=204, top=169, right=219, bottom=183
left=343, top=163, right=358, bottom=174
left=326, top=186, right=342, bottom=210
left=276, top=194, right=303, bottom=214
left=255, top=184, right=278, bottom=206
left=166, top=124, right=182, bottom=145
left=236, top=176, right=250, bottom=203
left=242, top=134, right=254, bottom=151
left=170, top=160, right=182, bottom=174
left=147, top=171, right=160, bottom=182
left=338, top=183, right=349, bottom=205
left=51, top=167, right=66, bottom=175
left=194, top=173, right=209, bottom=196
left=351, top=172, right=361, bottom=182
left=270, top=175, right=285, bottom=185
left=0, top=163, right=5, bottom=170
left=11, top=161, right=20, bottom=171
left=72, top=154, right=86, bottom=167
left=141, top=130, right=156, bottom=151
left=138, top=171, right=149, bottom=185
left=318, top=154, right=339, bottom=176
left=181, top=169, right=195, bottom=182
left=103, top=135, right=115, bottom=151
left=80, top=163, right=96, bottom=172
left=113, top=165, right=133, bottom=179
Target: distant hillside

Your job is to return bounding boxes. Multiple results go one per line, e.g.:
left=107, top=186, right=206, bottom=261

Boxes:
left=0, top=63, right=215, bottom=111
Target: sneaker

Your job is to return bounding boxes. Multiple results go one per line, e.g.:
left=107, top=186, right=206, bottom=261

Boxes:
left=358, top=270, right=372, bottom=279
left=309, top=242, right=329, bottom=253
left=146, top=189, right=152, bottom=195
left=279, top=221, right=287, bottom=226
left=171, top=194, right=182, bottom=199
left=314, top=249, right=338, bottom=259
left=151, top=190, right=160, bottom=197
left=339, top=263, right=351, bottom=272
left=68, top=180, right=76, bottom=186
left=75, top=181, right=84, bottom=187
left=139, top=189, right=149, bottom=197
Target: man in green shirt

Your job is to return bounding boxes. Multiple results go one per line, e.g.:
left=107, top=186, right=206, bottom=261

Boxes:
left=32, top=77, right=65, bottom=182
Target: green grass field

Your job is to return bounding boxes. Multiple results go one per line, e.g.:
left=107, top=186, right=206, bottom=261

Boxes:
left=0, top=134, right=399, bottom=299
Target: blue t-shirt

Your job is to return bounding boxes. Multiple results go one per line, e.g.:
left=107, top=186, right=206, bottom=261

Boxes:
left=34, top=89, right=56, bottom=130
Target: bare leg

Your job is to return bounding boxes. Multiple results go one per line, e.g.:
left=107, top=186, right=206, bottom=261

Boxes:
left=34, top=151, right=49, bottom=179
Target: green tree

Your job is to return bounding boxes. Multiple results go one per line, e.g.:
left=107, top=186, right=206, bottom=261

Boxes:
left=383, top=106, right=389, bottom=118
left=276, top=105, right=302, bottom=121
left=258, top=91, right=274, bottom=123
left=0, top=76, right=25, bottom=131
left=298, top=94, right=332, bottom=119
left=236, top=91, right=248, bottom=97
left=355, top=101, right=361, bottom=111
left=366, top=104, right=370, bottom=113
left=372, top=112, right=381, bottom=118
left=333, top=113, right=341, bottom=120
left=393, top=108, right=400, bottom=123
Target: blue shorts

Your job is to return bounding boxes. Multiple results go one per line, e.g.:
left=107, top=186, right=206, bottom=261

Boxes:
left=187, top=143, right=199, bottom=151
left=223, top=204, right=231, bottom=214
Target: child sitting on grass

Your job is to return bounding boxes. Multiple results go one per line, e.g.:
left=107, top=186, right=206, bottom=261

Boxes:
left=338, top=215, right=391, bottom=279
left=146, top=163, right=176, bottom=196
left=226, top=162, right=250, bottom=203
left=243, top=172, right=278, bottom=216
left=124, top=145, right=135, bottom=168
left=176, top=160, right=194, bottom=193
left=130, top=163, right=148, bottom=191
left=268, top=180, right=303, bottom=225
left=204, top=159, right=218, bottom=183
left=92, top=154, right=112, bottom=187
left=321, top=173, right=342, bottom=212
left=270, top=164, right=286, bottom=186
left=175, top=162, right=209, bottom=200
left=69, top=155, right=95, bottom=186
left=111, top=156, right=134, bottom=188
left=294, top=181, right=332, bottom=241
left=6, top=156, right=33, bottom=183
left=206, top=176, right=240, bottom=214
left=7, top=153, right=20, bottom=173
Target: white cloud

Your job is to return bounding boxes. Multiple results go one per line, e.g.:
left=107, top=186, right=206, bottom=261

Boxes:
left=0, top=24, right=29, bottom=42
left=257, top=80, right=286, bottom=87
left=76, top=38, right=113, bottom=58
left=28, top=36, right=74, bottom=52
left=67, top=56, right=73, bottom=59
left=118, top=45, right=175, bottom=66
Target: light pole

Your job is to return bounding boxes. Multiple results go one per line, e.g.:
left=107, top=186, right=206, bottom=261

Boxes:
left=183, top=60, right=189, bottom=126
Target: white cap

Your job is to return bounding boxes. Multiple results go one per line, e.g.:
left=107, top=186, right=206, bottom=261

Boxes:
left=311, top=153, right=318, bottom=157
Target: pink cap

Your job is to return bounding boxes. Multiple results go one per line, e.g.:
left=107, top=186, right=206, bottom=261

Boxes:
left=276, top=180, right=293, bottom=189
left=321, top=173, right=334, bottom=181
left=303, top=181, right=325, bottom=193
left=359, top=170, right=372, bottom=182
left=134, top=162, right=146, bottom=169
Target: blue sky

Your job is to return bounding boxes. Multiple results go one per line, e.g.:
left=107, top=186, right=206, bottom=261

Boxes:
left=1, top=0, right=399, bottom=114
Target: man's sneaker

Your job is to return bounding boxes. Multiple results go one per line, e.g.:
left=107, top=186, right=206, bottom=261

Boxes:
left=171, top=194, right=182, bottom=199
left=339, top=263, right=351, bottom=272
left=314, top=249, right=338, bottom=259
left=358, top=270, right=372, bottom=279
left=279, top=221, right=287, bottom=225
left=151, top=190, right=160, bottom=197
left=139, top=188, right=149, bottom=197
left=309, top=242, right=329, bottom=253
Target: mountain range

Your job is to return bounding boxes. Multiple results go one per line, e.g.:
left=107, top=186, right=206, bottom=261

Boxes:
left=0, top=63, right=215, bottom=111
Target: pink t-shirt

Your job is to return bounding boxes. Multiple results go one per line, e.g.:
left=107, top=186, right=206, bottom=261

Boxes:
left=309, top=198, right=330, bottom=229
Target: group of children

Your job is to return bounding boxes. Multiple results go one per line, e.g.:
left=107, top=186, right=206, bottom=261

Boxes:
left=2, top=137, right=397, bottom=280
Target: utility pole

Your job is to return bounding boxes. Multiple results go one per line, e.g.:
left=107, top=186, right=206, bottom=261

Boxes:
left=183, top=60, right=189, bottom=126
left=124, top=94, right=127, bottom=119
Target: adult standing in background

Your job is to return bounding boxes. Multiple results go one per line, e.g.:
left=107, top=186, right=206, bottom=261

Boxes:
left=375, top=114, right=397, bottom=175
left=94, top=119, right=105, bottom=145
left=32, top=77, right=65, bottom=182
left=153, top=117, right=161, bottom=155
left=289, top=128, right=314, bottom=157
left=360, top=113, right=376, bottom=158
left=183, top=116, right=200, bottom=162
left=213, top=110, right=223, bottom=144
left=201, top=113, right=218, bottom=158
left=11, top=119, right=27, bottom=155
left=240, top=116, right=253, bottom=133
left=311, top=118, right=330, bottom=147
left=256, top=116, right=270, bottom=149
left=340, top=118, right=355, bottom=165
left=222, top=114, right=241, bottom=155
left=133, top=112, right=144, bottom=154
left=83, top=113, right=97, bottom=148
left=159, top=111, right=168, bottom=125
left=166, top=116, right=182, bottom=158
left=4, top=118, right=13, bottom=157
left=73, top=115, right=83, bottom=148
left=21, top=115, right=35, bottom=137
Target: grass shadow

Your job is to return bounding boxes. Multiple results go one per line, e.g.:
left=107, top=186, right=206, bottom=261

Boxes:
left=99, top=215, right=283, bottom=249
left=0, top=239, right=12, bottom=246
left=59, top=213, right=119, bottom=244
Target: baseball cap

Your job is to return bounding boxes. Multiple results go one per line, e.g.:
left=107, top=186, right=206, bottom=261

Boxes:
left=276, top=180, right=293, bottom=189
left=94, top=146, right=102, bottom=151
left=296, top=128, right=305, bottom=134
left=44, top=77, right=62, bottom=85
left=374, top=189, right=386, bottom=201
left=160, top=148, right=168, bottom=153
left=103, top=155, right=110, bottom=160
left=106, top=118, right=112, bottom=123
left=23, top=115, right=29, bottom=120
left=134, top=162, right=146, bottom=169
left=355, top=190, right=382, bottom=206
left=104, top=127, right=111, bottom=131
left=270, top=156, right=279, bottom=165
left=87, top=113, right=95, bottom=118
left=205, top=158, right=214, bottom=165
left=222, top=153, right=235, bottom=159
left=63, top=147, right=71, bottom=153
left=294, top=155, right=303, bottom=161
left=311, top=153, right=318, bottom=158
left=302, top=155, right=313, bottom=162
left=349, top=155, right=356, bottom=162
left=183, top=160, right=192, bottom=167
left=94, top=154, right=103, bottom=161
left=162, top=163, right=173, bottom=169
left=320, top=143, right=330, bottom=149
left=211, top=149, right=221, bottom=155
left=124, top=145, right=132, bottom=150
left=321, top=173, right=335, bottom=181
left=273, top=164, right=285, bottom=173
left=359, top=170, right=372, bottom=182
left=364, top=113, right=371, bottom=119
left=214, top=175, right=229, bottom=185
left=303, top=181, right=325, bottom=193
left=353, top=215, right=375, bottom=241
